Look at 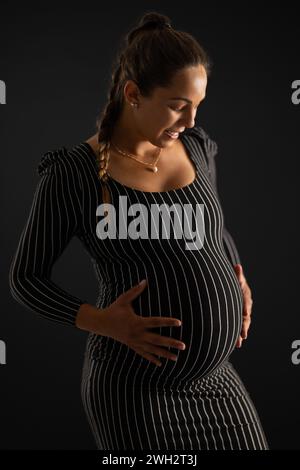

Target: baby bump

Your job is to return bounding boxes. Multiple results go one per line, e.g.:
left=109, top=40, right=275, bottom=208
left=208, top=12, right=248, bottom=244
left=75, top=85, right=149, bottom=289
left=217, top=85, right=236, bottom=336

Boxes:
left=86, top=258, right=244, bottom=386
left=143, top=258, right=244, bottom=384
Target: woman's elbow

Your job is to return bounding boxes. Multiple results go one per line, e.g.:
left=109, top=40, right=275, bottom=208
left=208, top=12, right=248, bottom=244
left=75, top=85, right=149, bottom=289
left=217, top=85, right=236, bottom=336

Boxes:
left=9, top=262, right=34, bottom=308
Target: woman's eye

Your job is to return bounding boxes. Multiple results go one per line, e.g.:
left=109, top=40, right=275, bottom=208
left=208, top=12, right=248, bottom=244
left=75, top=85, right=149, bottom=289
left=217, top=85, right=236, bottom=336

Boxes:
left=170, top=107, right=184, bottom=112
left=170, top=106, right=198, bottom=113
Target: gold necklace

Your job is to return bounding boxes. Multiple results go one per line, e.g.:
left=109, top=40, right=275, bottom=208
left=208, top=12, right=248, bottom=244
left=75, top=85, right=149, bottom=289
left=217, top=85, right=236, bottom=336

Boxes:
left=111, top=141, right=161, bottom=173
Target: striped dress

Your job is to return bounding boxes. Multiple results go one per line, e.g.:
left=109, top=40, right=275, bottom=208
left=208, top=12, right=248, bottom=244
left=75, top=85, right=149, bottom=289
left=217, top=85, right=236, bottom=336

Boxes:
left=9, top=126, right=269, bottom=450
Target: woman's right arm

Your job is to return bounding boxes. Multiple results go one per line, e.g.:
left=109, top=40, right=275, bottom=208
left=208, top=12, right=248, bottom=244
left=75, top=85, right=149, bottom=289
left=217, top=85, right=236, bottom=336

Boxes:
left=9, top=147, right=92, bottom=328
left=8, top=146, right=185, bottom=365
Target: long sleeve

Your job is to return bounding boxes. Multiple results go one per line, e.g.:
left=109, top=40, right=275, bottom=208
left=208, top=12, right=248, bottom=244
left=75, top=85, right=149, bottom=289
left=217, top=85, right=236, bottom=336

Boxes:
left=9, top=147, right=87, bottom=327
left=192, top=126, right=242, bottom=266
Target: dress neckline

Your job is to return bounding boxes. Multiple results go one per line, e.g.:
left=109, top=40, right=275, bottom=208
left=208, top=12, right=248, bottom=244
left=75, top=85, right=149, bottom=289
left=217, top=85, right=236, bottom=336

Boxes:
left=81, top=132, right=200, bottom=196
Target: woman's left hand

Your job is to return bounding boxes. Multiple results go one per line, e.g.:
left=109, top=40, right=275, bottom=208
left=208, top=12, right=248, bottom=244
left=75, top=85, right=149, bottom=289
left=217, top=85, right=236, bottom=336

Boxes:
left=233, top=264, right=253, bottom=348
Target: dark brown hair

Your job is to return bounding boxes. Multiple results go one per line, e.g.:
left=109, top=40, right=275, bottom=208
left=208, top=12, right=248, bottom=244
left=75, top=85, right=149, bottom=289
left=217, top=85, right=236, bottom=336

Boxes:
left=95, top=11, right=211, bottom=205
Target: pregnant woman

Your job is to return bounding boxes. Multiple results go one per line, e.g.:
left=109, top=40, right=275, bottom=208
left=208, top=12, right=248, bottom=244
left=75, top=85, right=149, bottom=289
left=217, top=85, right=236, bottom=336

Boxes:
left=9, top=12, right=269, bottom=450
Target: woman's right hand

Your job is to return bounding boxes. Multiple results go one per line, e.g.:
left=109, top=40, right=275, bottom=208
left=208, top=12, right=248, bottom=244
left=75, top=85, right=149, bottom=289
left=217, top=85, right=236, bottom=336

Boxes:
left=98, top=279, right=186, bottom=367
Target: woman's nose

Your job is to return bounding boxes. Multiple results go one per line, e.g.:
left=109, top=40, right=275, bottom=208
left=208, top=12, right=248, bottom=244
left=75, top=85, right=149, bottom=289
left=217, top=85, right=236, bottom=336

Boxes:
left=180, top=109, right=197, bottom=128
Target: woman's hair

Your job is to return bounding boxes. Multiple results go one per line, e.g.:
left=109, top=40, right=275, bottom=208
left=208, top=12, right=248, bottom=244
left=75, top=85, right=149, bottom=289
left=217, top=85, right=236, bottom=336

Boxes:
left=95, top=11, right=211, bottom=206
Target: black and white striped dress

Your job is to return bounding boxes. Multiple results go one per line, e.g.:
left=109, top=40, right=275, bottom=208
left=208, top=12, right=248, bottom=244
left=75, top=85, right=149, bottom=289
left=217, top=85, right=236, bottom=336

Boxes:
left=9, top=126, right=269, bottom=450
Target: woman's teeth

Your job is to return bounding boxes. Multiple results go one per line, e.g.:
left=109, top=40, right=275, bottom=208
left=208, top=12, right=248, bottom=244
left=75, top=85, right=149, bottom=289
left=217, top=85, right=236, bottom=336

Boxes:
left=165, top=130, right=179, bottom=138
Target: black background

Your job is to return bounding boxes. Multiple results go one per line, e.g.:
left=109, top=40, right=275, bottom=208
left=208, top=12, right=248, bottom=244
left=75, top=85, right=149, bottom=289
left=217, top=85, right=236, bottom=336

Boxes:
left=1, top=1, right=299, bottom=450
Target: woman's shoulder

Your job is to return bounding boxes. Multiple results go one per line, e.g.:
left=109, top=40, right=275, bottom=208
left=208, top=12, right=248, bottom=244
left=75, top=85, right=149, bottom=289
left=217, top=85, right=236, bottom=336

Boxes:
left=37, top=138, right=97, bottom=177
left=183, top=125, right=218, bottom=158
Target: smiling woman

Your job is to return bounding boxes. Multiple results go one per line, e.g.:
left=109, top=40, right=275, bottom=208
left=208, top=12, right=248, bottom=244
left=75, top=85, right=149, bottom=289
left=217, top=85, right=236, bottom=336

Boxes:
left=9, top=11, right=269, bottom=451
left=85, top=65, right=207, bottom=194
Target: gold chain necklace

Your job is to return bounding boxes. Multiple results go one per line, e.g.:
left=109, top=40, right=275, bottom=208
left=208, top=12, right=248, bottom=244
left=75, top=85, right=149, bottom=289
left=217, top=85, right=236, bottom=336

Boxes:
left=111, top=141, right=161, bottom=173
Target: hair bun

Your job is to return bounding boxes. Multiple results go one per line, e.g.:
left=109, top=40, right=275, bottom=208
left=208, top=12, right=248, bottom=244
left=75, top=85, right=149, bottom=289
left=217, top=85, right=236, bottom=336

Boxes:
left=140, top=12, right=172, bottom=30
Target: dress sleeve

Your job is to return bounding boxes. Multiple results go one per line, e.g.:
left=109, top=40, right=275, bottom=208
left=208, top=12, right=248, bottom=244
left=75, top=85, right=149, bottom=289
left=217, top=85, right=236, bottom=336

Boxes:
left=9, top=147, right=88, bottom=327
left=192, top=126, right=242, bottom=266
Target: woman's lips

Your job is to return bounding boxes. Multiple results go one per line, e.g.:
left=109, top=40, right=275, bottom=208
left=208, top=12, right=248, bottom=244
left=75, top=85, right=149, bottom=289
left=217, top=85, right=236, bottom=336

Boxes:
left=165, top=129, right=179, bottom=139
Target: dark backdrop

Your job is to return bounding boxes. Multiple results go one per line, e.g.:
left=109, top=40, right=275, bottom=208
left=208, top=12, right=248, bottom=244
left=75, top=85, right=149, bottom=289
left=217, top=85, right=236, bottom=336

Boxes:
left=1, top=1, right=299, bottom=450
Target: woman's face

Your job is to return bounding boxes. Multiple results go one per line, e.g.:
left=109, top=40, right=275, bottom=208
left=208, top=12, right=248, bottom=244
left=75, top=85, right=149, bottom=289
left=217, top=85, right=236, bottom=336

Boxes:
left=136, top=64, right=207, bottom=147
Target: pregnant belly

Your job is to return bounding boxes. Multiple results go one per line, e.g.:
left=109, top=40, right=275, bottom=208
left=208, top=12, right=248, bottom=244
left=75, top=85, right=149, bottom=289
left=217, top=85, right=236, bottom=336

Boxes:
left=88, top=256, right=244, bottom=389
left=140, top=258, right=244, bottom=386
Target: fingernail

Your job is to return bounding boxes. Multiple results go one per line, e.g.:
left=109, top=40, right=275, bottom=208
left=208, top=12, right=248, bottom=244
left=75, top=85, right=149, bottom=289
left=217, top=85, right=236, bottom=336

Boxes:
left=139, top=279, right=147, bottom=285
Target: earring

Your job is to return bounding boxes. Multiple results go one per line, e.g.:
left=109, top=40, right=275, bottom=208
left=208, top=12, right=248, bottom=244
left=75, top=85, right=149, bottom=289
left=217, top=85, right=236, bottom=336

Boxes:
left=131, top=102, right=138, bottom=108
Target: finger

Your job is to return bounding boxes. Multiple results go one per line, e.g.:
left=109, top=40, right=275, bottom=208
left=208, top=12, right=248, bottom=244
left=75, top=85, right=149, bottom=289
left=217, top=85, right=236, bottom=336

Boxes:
left=120, top=279, right=148, bottom=303
left=143, top=316, right=182, bottom=328
left=243, top=301, right=252, bottom=319
left=146, top=332, right=186, bottom=350
left=234, top=264, right=247, bottom=289
left=236, top=336, right=243, bottom=348
left=241, top=330, right=248, bottom=340
left=241, top=318, right=251, bottom=338
left=233, top=264, right=242, bottom=279
left=134, top=348, right=162, bottom=367
left=244, top=292, right=253, bottom=317
left=143, top=343, right=179, bottom=361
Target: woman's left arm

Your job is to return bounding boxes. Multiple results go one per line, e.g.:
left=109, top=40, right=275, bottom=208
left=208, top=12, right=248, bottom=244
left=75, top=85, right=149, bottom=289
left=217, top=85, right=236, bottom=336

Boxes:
left=202, top=130, right=253, bottom=348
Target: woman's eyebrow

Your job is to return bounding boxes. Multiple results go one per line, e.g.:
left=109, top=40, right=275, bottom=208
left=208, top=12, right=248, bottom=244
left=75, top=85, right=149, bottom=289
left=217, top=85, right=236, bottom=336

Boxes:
left=169, top=97, right=192, bottom=103
left=169, top=96, right=205, bottom=104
